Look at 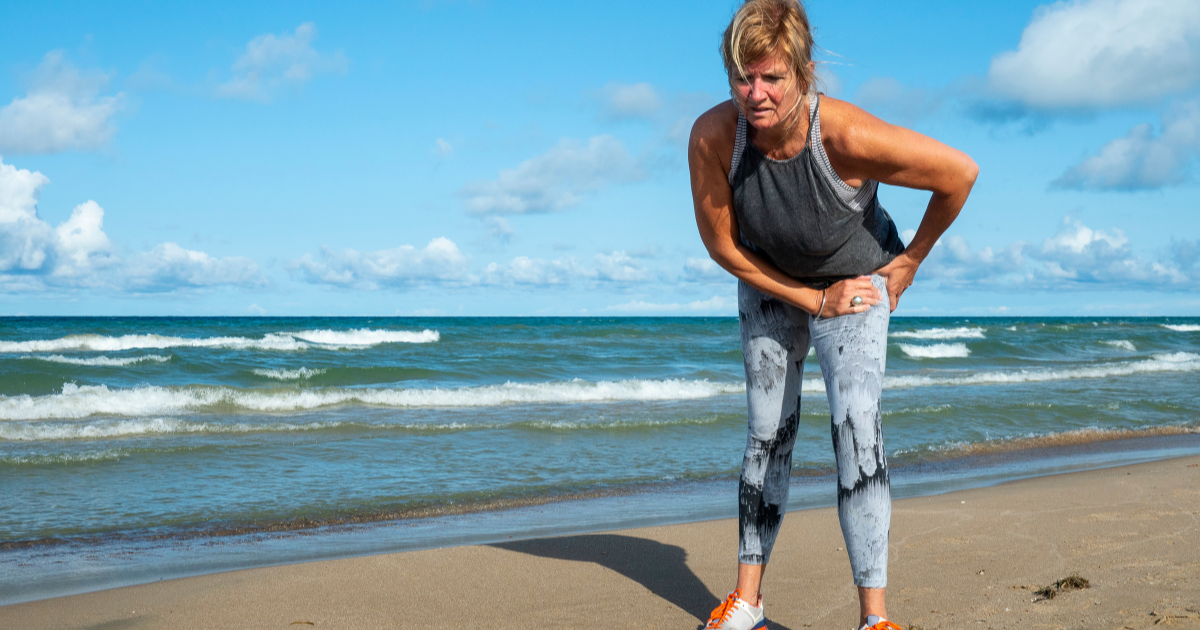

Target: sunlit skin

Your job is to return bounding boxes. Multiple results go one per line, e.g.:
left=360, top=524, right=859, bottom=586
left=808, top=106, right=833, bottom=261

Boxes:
left=689, top=50, right=979, bottom=627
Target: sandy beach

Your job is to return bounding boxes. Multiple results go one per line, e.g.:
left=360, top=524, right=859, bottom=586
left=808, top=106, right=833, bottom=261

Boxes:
left=3, top=455, right=1198, bottom=630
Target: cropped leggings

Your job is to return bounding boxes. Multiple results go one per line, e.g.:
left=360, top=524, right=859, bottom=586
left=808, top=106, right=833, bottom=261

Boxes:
left=737, top=276, right=891, bottom=588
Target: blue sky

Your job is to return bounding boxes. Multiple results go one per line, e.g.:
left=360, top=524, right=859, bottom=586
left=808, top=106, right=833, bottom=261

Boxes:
left=1, top=0, right=1198, bottom=316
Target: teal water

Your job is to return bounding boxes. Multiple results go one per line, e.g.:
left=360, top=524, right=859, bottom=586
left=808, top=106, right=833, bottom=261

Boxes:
left=1, top=316, right=1199, bottom=601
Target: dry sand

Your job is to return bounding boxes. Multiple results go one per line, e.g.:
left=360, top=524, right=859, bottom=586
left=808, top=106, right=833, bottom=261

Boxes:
left=3, top=455, right=1198, bottom=630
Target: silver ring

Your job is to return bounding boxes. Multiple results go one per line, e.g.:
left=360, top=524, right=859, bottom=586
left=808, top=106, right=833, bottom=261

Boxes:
left=851, top=296, right=864, bottom=307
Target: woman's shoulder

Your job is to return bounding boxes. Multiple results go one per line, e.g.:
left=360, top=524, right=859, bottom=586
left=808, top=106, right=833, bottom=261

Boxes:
left=689, top=100, right=740, bottom=155
left=815, top=94, right=893, bottom=161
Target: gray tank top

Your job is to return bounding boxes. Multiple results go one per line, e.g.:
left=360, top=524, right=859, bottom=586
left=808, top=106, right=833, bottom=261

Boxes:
left=729, top=93, right=905, bottom=289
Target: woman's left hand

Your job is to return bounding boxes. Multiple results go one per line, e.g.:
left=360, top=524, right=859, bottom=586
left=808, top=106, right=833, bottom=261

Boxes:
left=874, top=252, right=920, bottom=312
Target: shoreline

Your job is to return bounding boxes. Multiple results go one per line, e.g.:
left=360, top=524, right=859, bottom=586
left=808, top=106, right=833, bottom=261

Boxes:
left=2, top=453, right=1197, bottom=629
left=7, top=427, right=1197, bottom=551
left=2, top=433, right=1199, bottom=609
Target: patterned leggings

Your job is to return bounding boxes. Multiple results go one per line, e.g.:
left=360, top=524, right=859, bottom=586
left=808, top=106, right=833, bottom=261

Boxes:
left=737, top=276, right=891, bottom=588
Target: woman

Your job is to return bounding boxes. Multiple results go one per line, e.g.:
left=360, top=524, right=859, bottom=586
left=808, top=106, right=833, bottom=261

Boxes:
left=688, top=1, right=977, bottom=629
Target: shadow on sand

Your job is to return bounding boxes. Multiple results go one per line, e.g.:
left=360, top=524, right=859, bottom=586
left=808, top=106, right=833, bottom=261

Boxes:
left=491, top=534, right=795, bottom=630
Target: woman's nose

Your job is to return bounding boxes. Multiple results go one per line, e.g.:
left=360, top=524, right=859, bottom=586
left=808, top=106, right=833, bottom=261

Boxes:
left=749, top=79, right=766, bottom=100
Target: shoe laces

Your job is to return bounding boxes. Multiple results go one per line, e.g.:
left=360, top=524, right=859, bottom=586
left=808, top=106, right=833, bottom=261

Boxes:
left=863, top=620, right=902, bottom=630
left=706, top=590, right=743, bottom=629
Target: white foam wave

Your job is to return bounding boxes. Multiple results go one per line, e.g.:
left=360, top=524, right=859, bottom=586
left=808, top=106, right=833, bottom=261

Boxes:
left=0, top=329, right=439, bottom=353
left=2, top=449, right=131, bottom=464
left=0, top=417, right=350, bottom=441
left=800, top=352, right=1200, bottom=394
left=8, top=352, right=1197, bottom=422
left=898, top=343, right=971, bottom=359
left=0, top=379, right=747, bottom=422
left=20, top=354, right=171, bottom=367
left=890, top=327, right=985, bottom=340
left=253, top=367, right=327, bottom=380
left=290, top=328, right=439, bottom=346
left=1103, top=340, right=1136, bottom=351
left=1162, top=324, right=1200, bottom=332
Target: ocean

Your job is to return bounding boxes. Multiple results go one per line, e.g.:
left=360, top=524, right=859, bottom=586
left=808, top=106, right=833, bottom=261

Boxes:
left=2, top=316, right=1199, bottom=604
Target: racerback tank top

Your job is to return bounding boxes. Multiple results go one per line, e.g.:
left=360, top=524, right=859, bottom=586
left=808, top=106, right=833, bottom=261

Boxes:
left=729, top=93, right=905, bottom=289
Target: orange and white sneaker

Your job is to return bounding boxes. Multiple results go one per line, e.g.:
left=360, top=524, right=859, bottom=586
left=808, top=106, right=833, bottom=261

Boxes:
left=858, top=614, right=902, bottom=630
left=705, top=590, right=767, bottom=630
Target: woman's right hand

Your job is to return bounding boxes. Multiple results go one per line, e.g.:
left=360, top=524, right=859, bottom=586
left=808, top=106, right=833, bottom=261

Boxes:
left=819, top=276, right=881, bottom=318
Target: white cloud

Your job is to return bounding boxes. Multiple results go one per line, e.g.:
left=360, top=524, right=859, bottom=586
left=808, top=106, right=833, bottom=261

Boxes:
left=434, top=138, right=453, bottom=156
left=594, top=251, right=650, bottom=282
left=1055, top=100, right=1200, bottom=190
left=293, top=238, right=470, bottom=289
left=482, top=251, right=651, bottom=287
left=484, top=256, right=588, bottom=286
left=484, top=216, right=514, bottom=243
left=125, top=243, right=263, bottom=292
left=987, top=0, right=1200, bottom=109
left=217, top=23, right=348, bottom=102
left=683, top=257, right=730, bottom=283
left=918, top=217, right=1191, bottom=290
left=0, top=160, right=55, bottom=271
left=597, top=82, right=662, bottom=121
left=0, top=51, right=125, bottom=154
left=0, top=158, right=262, bottom=292
left=605, top=295, right=733, bottom=314
left=461, top=135, right=644, bottom=214
left=52, top=200, right=116, bottom=278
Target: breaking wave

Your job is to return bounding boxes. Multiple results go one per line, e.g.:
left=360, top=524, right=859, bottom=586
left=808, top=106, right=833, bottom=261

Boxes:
left=890, top=327, right=985, bottom=340
left=1162, top=324, right=1200, bottom=332
left=20, top=354, right=171, bottom=367
left=6, top=354, right=1198, bottom=422
left=0, top=378, right=747, bottom=422
left=800, top=352, right=1200, bottom=393
left=898, top=343, right=971, bottom=359
left=0, top=329, right=439, bottom=353
left=252, top=367, right=327, bottom=380
left=0, top=414, right=738, bottom=442
left=1102, top=340, right=1136, bottom=351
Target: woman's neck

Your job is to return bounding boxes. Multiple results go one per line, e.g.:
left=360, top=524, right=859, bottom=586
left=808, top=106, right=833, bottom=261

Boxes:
left=747, top=94, right=810, bottom=160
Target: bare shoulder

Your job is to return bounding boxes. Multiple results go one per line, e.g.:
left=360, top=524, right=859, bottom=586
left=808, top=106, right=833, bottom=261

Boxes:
left=814, top=95, right=897, bottom=161
left=689, top=100, right=739, bottom=167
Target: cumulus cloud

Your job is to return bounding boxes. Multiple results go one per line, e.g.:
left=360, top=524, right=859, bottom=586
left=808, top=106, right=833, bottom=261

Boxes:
left=918, top=217, right=1191, bottom=290
left=217, top=22, right=348, bottom=101
left=481, top=251, right=651, bottom=287
left=683, top=257, right=731, bottom=283
left=460, top=135, right=644, bottom=214
left=483, top=256, right=587, bottom=286
left=0, top=51, right=125, bottom=154
left=1054, top=100, right=1200, bottom=190
left=0, top=158, right=262, bottom=292
left=604, top=295, right=733, bottom=314
left=125, top=243, right=263, bottom=292
left=987, top=0, right=1200, bottom=110
left=293, top=238, right=470, bottom=289
left=594, top=251, right=650, bottom=282
left=596, top=82, right=662, bottom=121
left=52, top=200, right=116, bottom=278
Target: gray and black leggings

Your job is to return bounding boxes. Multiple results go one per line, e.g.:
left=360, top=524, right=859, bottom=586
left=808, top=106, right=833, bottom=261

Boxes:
left=737, top=275, right=891, bottom=588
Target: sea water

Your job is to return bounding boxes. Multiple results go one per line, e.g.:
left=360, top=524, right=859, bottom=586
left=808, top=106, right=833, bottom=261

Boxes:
left=1, top=316, right=1198, bottom=603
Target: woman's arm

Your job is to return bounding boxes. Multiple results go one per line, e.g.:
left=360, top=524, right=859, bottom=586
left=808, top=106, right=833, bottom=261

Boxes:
left=819, top=98, right=979, bottom=311
left=688, top=102, right=881, bottom=317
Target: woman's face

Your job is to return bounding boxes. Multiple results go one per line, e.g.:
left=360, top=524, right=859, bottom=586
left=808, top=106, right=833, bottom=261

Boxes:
left=732, top=52, right=802, bottom=131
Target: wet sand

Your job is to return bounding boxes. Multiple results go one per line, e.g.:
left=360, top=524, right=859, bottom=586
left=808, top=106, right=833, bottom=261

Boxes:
left=2, top=455, right=1198, bottom=630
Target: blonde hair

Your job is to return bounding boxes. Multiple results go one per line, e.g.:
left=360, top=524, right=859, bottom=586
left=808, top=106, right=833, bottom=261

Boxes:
left=721, top=0, right=816, bottom=125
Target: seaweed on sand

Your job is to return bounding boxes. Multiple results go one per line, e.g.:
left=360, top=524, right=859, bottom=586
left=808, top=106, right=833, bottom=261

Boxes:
left=1034, top=574, right=1091, bottom=601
